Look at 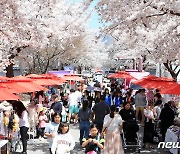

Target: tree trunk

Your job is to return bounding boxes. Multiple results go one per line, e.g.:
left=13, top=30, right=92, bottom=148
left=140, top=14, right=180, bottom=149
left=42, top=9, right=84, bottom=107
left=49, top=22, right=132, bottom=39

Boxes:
left=163, top=62, right=179, bottom=81
left=6, top=63, right=14, bottom=77
left=77, top=65, right=82, bottom=74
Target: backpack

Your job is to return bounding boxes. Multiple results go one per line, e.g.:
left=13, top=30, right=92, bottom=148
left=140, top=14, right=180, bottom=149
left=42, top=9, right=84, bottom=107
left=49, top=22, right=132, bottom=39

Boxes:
left=8, top=114, right=14, bottom=130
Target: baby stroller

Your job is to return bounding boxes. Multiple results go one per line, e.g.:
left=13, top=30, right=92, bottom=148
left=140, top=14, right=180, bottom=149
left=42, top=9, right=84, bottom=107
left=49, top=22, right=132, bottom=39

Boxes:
left=122, top=119, right=141, bottom=153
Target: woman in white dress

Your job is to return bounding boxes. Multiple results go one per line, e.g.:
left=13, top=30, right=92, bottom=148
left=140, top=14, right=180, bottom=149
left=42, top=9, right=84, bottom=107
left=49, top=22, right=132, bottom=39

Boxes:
left=102, top=105, right=124, bottom=154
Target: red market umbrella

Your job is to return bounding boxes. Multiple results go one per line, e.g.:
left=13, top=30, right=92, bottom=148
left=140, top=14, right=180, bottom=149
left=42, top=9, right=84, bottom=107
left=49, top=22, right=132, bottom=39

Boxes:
left=32, top=78, right=64, bottom=86
left=16, top=81, right=47, bottom=91
left=8, top=76, right=32, bottom=82
left=0, top=81, right=47, bottom=93
left=0, top=82, right=34, bottom=93
left=108, top=71, right=135, bottom=79
left=0, top=76, right=9, bottom=81
left=160, top=84, right=180, bottom=95
left=41, top=74, right=57, bottom=78
left=42, top=74, right=67, bottom=83
left=27, top=74, right=65, bottom=85
left=8, top=76, right=47, bottom=92
left=0, top=88, right=19, bottom=100
left=133, top=75, right=176, bottom=89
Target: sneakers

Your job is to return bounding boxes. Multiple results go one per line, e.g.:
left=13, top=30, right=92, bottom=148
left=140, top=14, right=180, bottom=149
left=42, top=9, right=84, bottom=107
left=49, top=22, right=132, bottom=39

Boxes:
left=39, top=136, right=45, bottom=141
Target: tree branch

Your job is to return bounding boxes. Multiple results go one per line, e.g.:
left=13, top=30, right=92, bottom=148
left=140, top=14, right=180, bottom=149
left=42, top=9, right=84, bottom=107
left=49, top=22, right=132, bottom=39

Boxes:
left=173, top=65, right=179, bottom=72
left=150, top=5, right=180, bottom=16
left=146, top=12, right=167, bottom=18
left=176, top=68, right=180, bottom=77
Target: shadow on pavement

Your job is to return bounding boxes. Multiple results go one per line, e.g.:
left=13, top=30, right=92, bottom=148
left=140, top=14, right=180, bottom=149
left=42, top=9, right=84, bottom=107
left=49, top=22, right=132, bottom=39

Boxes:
left=71, top=142, right=84, bottom=154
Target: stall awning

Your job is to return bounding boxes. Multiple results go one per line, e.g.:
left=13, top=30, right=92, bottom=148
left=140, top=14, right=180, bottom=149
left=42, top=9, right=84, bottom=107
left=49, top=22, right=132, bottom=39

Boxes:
left=0, top=88, right=19, bottom=100
left=108, top=71, right=135, bottom=79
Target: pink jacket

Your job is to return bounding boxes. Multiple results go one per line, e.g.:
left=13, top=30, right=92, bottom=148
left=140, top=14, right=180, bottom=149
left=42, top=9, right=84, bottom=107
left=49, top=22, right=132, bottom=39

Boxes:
left=38, top=115, right=48, bottom=128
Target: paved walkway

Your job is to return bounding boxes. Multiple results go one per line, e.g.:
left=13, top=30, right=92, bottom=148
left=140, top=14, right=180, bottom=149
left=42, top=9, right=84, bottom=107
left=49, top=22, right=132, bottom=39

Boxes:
left=12, top=124, right=170, bottom=154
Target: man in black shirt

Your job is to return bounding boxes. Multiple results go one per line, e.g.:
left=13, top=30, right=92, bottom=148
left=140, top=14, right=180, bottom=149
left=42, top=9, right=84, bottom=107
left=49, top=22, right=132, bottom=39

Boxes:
left=92, top=95, right=110, bottom=133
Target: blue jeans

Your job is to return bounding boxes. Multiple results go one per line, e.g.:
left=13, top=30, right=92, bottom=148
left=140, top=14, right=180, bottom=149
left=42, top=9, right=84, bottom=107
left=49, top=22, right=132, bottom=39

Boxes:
left=79, top=121, right=90, bottom=144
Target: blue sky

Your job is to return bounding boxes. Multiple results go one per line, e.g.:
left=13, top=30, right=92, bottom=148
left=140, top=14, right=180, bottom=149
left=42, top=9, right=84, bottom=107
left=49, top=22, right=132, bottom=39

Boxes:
left=87, top=0, right=101, bottom=30
left=70, top=0, right=101, bottom=30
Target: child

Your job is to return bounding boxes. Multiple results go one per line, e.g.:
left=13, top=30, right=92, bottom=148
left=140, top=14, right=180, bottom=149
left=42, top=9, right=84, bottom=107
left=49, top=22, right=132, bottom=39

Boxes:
left=82, top=124, right=104, bottom=154
left=38, top=109, right=48, bottom=139
left=51, top=123, right=75, bottom=154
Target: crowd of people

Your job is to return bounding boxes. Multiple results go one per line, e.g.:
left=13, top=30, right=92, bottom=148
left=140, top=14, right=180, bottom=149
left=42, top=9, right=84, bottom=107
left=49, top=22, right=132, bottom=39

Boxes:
left=2, top=78, right=179, bottom=154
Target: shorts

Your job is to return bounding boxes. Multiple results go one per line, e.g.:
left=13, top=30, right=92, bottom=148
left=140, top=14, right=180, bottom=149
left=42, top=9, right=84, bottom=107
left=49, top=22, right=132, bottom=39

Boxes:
left=69, top=105, right=79, bottom=114
left=135, top=106, right=144, bottom=112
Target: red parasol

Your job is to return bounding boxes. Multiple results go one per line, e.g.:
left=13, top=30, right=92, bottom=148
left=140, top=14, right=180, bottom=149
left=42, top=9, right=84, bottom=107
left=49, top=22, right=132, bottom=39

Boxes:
left=0, top=81, right=47, bottom=93
left=133, top=75, right=177, bottom=89
left=42, top=74, right=67, bottom=83
left=108, top=71, right=135, bottom=79
left=160, top=84, right=180, bottom=95
left=8, top=76, right=47, bottom=91
left=0, top=76, right=9, bottom=81
left=0, top=88, right=19, bottom=100
left=27, top=74, right=65, bottom=85
left=8, top=76, right=32, bottom=82
left=32, top=78, right=64, bottom=86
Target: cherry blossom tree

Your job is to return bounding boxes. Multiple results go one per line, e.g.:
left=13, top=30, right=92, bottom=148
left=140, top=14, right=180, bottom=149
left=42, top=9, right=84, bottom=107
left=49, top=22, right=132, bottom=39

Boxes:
left=95, top=0, right=180, bottom=80
left=0, top=0, right=93, bottom=76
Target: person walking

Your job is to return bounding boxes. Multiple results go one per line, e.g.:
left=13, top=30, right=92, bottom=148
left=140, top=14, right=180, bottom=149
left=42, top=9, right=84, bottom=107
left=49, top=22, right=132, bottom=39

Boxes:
left=44, top=113, right=61, bottom=154
left=102, top=105, right=124, bottom=154
left=119, top=102, right=135, bottom=121
left=78, top=100, right=92, bottom=145
left=143, top=103, right=156, bottom=149
left=50, top=96, right=62, bottom=115
left=103, top=88, right=112, bottom=106
left=13, top=101, right=29, bottom=154
left=67, top=89, right=79, bottom=125
left=113, top=91, right=123, bottom=110
left=159, top=102, right=175, bottom=141
left=38, top=109, right=48, bottom=140
left=82, top=124, right=104, bottom=154
left=134, top=89, right=147, bottom=124
left=92, top=95, right=110, bottom=133
left=51, top=123, right=75, bottom=154
left=82, top=90, right=93, bottom=109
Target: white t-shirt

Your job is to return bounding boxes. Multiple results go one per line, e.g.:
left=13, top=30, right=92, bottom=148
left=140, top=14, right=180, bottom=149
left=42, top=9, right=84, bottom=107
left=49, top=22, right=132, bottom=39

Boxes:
left=144, top=109, right=155, bottom=122
left=154, top=106, right=161, bottom=119
left=51, top=133, right=75, bottom=154
left=103, top=114, right=123, bottom=132
left=68, top=93, right=78, bottom=106
left=75, top=91, right=82, bottom=103
left=19, top=110, right=30, bottom=128
left=44, top=122, right=59, bottom=148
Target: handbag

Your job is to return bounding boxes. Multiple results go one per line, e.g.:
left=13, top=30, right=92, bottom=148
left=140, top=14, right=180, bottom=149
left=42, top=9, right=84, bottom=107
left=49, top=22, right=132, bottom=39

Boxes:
left=102, top=117, right=114, bottom=135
